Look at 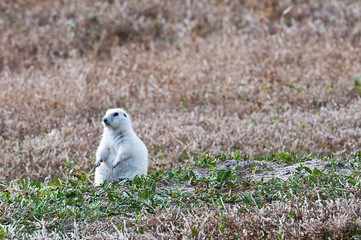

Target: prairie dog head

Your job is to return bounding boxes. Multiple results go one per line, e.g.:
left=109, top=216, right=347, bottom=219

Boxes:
left=102, top=108, right=132, bottom=132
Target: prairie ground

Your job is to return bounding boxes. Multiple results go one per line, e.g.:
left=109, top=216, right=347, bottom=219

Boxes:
left=1, top=0, right=361, bottom=239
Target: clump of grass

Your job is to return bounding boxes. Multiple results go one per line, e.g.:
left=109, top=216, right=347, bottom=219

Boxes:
left=355, top=77, right=361, bottom=96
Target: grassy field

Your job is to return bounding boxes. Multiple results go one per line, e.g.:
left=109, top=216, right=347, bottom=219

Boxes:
left=1, top=0, right=361, bottom=238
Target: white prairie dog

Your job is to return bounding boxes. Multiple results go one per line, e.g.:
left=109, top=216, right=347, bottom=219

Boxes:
left=94, top=108, right=148, bottom=186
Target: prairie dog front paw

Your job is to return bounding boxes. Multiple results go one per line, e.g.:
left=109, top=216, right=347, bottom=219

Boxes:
left=94, top=159, right=103, bottom=167
left=112, top=156, right=124, bottom=169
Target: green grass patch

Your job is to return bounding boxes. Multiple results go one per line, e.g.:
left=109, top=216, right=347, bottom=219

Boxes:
left=1, top=152, right=361, bottom=238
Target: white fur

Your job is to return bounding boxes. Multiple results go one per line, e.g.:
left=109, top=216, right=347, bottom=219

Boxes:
left=94, top=108, right=148, bottom=186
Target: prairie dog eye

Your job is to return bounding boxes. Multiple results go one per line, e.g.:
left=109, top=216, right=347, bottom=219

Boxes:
left=113, top=112, right=119, bottom=117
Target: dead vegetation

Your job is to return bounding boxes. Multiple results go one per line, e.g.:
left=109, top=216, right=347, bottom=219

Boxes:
left=0, top=0, right=361, bottom=238
left=51, top=195, right=361, bottom=239
left=1, top=0, right=360, bottom=182
left=135, top=196, right=361, bottom=239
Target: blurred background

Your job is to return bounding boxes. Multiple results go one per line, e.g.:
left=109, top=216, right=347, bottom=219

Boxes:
left=0, top=0, right=360, bottom=182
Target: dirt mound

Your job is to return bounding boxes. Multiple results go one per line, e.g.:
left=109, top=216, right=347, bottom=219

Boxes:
left=194, top=159, right=352, bottom=182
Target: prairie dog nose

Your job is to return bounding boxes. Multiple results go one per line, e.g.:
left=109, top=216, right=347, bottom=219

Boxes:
left=103, top=118, right=108, bottom=124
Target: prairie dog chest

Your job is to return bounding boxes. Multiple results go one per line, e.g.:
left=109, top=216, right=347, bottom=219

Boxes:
left=108, top=135, right=130, bottom=155
left=107, top=145, right=118, bottom=157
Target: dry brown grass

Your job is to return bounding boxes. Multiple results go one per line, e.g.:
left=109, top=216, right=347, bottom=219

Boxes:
left=26, top=193, right=361, bottom=239
left=1, top=0, right=360, bottom=182
left=0, top=0, right=361, bottom=238
left=136, top=194, right=361, bottom=239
